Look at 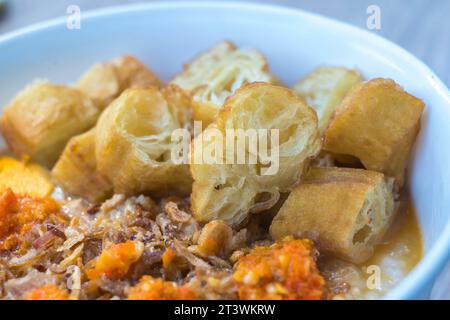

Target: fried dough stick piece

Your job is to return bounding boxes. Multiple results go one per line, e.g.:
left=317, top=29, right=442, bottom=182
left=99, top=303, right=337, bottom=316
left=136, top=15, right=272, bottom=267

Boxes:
left=270, top=167, right=394, bottom=263
left=51, top=129, right=112, bottom=203
left=171, top=41, right=278, bottom=127
left=293, top=66, right=362, bottom=134
left=95, top=86, right=193, bottom=197
left=323, top=78, right=425, bottom=186
left=191, top=83, right=321, bottom=227
left=77, top=55, right=162, bottom=110
left=0, top=82, right=99, bottom=167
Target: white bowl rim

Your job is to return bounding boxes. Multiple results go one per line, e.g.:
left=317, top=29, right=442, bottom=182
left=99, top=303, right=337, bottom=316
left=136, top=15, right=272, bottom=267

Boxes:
left=0, top=1, right=449, bottom=299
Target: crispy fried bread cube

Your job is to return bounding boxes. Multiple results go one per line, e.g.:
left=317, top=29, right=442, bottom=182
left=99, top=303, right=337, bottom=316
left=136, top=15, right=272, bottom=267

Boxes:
left=171, top=41, right=237, bottom=91
left=95, top=85, right=192, bottom=197
left=0, top=82, right=99, bottom=167
left=323, top=78, right=424, bottom=186
left=270, top=167, right=394, bottom=263
left=191, top=83, right=321, bottom=226
left=51, top=129, right=112, bottom=203
left=77, top=55, right=162, bottom=109
left=171, top=41, right=278, bottom=127
left=293, top=66, right=362, bottom=134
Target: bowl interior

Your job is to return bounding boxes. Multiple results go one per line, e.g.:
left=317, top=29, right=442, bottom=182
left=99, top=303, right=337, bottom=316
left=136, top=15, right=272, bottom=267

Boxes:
left=0, top=1, right=449, bottom=299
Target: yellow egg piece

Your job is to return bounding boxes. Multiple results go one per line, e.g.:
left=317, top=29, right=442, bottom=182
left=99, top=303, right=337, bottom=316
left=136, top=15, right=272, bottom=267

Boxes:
left=0, top=157, right=54, bottom=197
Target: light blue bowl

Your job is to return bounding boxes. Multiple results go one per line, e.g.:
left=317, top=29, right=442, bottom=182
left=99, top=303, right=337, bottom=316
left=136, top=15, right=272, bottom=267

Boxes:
left=0, top=1, right=449, bottom=299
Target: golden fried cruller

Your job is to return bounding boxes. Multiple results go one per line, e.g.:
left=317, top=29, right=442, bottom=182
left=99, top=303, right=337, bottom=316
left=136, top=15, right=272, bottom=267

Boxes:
left=270, top=167, right=394, bottom=263
left=95, top=85, right=193, bottom=197
left=0, top=82, right=99, bottom=167
left=293, top=66, right=362, bottom=134
left=323, top=78, right=425, bottom=186
left=171, top=41, right=278, bottom=127
left=51, top=129, right=112, bottom=203
left=191, top=83, right=321, bottom=226
left=77, top=55, right=162, bottom=110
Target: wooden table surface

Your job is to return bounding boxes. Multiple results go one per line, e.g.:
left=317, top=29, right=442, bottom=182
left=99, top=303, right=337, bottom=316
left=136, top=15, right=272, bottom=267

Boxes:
left=0, top=0, right=449, bottom=299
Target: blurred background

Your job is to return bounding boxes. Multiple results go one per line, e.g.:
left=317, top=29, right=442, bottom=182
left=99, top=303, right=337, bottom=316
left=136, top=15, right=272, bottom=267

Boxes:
left=0, top=0, right=449, bottom=299
left=0, top=0, right=449, bottom=86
